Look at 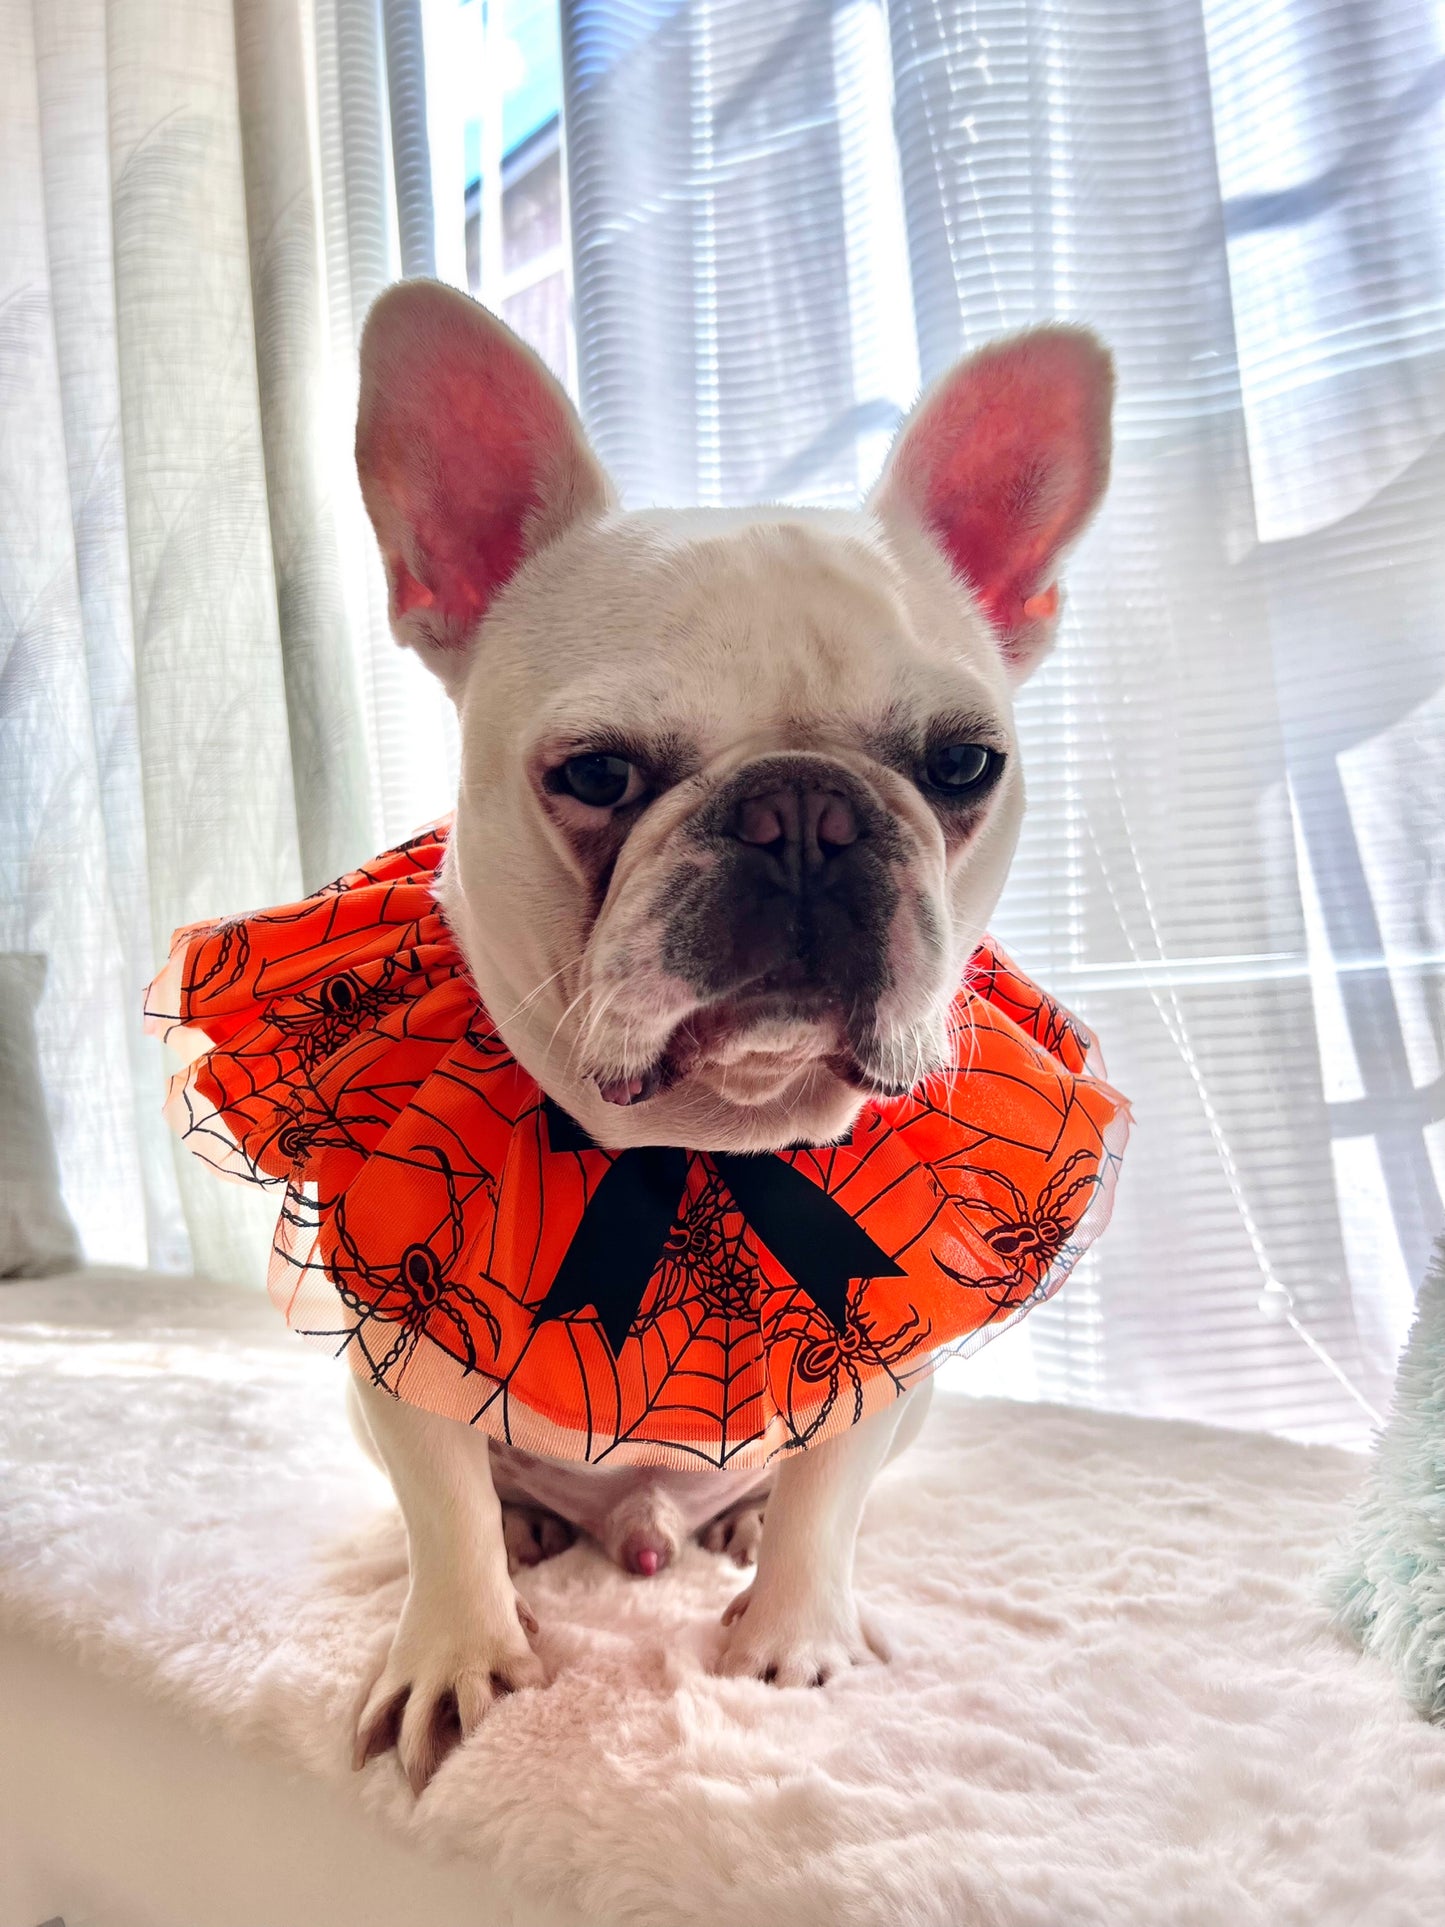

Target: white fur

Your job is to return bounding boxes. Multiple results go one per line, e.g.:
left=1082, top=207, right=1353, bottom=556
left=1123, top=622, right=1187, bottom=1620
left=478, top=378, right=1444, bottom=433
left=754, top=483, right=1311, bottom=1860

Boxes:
left=346, top=284, right=1114, bottom=1783
left=6, top=1270, right=1445, bottom=1927
left=347, top=1376, right=545, bottom=1791
left=716, top=1380, right=932, bottom=1685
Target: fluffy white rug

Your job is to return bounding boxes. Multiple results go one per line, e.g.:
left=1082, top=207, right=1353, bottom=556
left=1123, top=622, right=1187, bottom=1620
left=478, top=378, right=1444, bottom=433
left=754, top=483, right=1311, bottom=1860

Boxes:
left=2, top=1269, right=1443, bottom=1927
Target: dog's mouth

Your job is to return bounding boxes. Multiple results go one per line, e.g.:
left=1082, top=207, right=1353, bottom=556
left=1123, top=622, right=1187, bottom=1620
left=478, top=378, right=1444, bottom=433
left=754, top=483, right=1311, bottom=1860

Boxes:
left=590, top=980, right=912, bottom=1110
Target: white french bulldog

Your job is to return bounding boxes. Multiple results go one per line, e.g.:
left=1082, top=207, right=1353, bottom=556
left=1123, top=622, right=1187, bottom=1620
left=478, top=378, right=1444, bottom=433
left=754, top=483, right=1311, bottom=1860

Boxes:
left=346, top=280, right=1112, bottom=1792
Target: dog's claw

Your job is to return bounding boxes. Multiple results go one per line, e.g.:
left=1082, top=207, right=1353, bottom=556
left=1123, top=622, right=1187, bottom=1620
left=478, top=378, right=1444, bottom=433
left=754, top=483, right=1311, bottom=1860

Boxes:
left=716, top=1583, right=886, bottom=1686
left=352, top=1687, right=407, bottom=1772
left=721, top=1585, right=752, bottom=1628
left=353, top=1588, right=545, bottom=1792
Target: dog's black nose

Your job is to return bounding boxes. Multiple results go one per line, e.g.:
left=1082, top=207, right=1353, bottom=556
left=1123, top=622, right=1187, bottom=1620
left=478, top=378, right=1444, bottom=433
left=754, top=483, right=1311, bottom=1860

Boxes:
left=660, top=755, right=897, bottom=1004
left=731, top=782, right=859, bottom=878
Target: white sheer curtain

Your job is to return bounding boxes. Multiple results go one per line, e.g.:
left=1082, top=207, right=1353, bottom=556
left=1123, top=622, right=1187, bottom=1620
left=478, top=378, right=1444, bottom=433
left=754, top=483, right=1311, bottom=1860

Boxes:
left=560, top=0, right=1445, bottom=1445
left=0, top=0, right=457, bottom=1284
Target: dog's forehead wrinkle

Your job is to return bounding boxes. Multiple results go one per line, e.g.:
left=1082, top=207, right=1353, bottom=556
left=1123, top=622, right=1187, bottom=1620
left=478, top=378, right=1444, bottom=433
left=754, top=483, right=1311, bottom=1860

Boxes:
left=869, top=695, right=1011, bottom=767
left=479, top=508, right=1014, bottom=772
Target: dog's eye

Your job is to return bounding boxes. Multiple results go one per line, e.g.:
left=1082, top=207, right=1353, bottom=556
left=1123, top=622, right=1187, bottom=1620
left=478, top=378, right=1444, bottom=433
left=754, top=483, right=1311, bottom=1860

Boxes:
left=922, top=743, right=1001, bottom=797
left=557, top=752, right=646, bottom=810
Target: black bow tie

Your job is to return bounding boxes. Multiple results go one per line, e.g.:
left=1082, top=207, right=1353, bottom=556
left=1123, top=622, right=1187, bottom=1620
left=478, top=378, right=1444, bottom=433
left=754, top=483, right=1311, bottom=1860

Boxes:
left=532, top=1100, right=905, bottom=1353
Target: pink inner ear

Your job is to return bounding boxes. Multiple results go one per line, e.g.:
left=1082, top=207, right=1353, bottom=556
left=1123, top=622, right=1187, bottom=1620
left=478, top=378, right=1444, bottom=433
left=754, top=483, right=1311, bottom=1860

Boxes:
left=371, top=385, right=561, bottom=634
left=886, top=330, right=1112, bottom=646
left=358, top=286, right=602, bottom=651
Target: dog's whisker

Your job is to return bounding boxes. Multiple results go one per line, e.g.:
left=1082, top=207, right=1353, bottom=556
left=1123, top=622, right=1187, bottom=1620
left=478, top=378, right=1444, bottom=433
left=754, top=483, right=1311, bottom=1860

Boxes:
left=562, top=978, right=630, bottom=1081
left=493, top=955, right=583, bottom=1029
left=545, top=980, right=601, bottom=1072
left=573, top=984, right=620, bottom=1062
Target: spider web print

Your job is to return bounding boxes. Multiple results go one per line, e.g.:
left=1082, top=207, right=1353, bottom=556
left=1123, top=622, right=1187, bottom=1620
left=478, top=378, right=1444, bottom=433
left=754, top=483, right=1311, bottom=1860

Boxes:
left=144, top=820, right=1131, bottom=1470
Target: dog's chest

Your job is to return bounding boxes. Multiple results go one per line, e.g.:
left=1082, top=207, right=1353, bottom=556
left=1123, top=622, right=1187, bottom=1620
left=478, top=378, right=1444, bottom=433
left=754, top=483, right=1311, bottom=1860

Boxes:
left=488, top=1440, right=768, bottom=1536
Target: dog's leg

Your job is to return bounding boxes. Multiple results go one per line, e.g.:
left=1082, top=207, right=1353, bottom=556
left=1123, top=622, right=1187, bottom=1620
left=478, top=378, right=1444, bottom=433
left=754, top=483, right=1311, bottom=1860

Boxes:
left=348, top=1376, right=543, bottom=1792
left=715, top=1382, right=929, bottom=1686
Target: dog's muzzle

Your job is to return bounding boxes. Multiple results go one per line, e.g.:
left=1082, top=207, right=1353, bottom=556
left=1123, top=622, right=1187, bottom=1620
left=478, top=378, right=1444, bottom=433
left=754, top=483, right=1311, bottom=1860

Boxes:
left=659, top=754, right=903, bottom=1010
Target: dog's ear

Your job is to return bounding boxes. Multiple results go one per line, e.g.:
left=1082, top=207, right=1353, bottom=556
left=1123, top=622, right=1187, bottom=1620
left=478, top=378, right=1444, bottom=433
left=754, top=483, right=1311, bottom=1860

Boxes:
left=871, top=327, right=1113, bottom=680
left=356, top=280, right=612, bottom=679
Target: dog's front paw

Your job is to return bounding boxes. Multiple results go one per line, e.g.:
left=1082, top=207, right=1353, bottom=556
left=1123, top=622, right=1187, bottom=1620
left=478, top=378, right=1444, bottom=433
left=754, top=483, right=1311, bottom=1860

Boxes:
left=354, top=1586, right=543, bottom=1793
left=714, top=1580, right=888, bottom=1687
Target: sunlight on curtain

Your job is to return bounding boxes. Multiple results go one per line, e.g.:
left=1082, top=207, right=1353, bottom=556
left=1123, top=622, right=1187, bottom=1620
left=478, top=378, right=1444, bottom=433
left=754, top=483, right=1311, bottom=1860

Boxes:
left=0, top=0, right=456, bottom=1286
left=564, top=0, right=919, bottom=506
left=561, top=0, right=1445, bottom=1444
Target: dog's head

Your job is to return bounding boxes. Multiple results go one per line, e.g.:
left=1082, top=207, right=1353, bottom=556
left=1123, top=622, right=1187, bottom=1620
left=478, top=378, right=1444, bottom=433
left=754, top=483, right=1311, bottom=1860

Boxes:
left=357, top=283, right=1111, bottom=1151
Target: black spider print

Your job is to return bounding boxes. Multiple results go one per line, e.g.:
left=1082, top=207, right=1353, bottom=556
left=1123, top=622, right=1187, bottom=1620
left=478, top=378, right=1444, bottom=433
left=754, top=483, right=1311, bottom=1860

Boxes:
left=781, top=1291, right=932, bottom=1446
left=270, top=953, right=417, bottom=1069
left=184, top=918, right=252, bottom=1002
left=649, top=1168, right=762, bottom=1324
left=934, top=1147, right=1103, bottom=1304
left=329, top=1146, right=502, bottom=1384
left=264, top=1089, right=360, bottom=1170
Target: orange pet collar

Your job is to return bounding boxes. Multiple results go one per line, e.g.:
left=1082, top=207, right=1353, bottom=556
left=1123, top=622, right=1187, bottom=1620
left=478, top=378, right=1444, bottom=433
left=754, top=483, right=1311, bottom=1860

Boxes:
left=146, top=821, right=1129, bottom=1469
